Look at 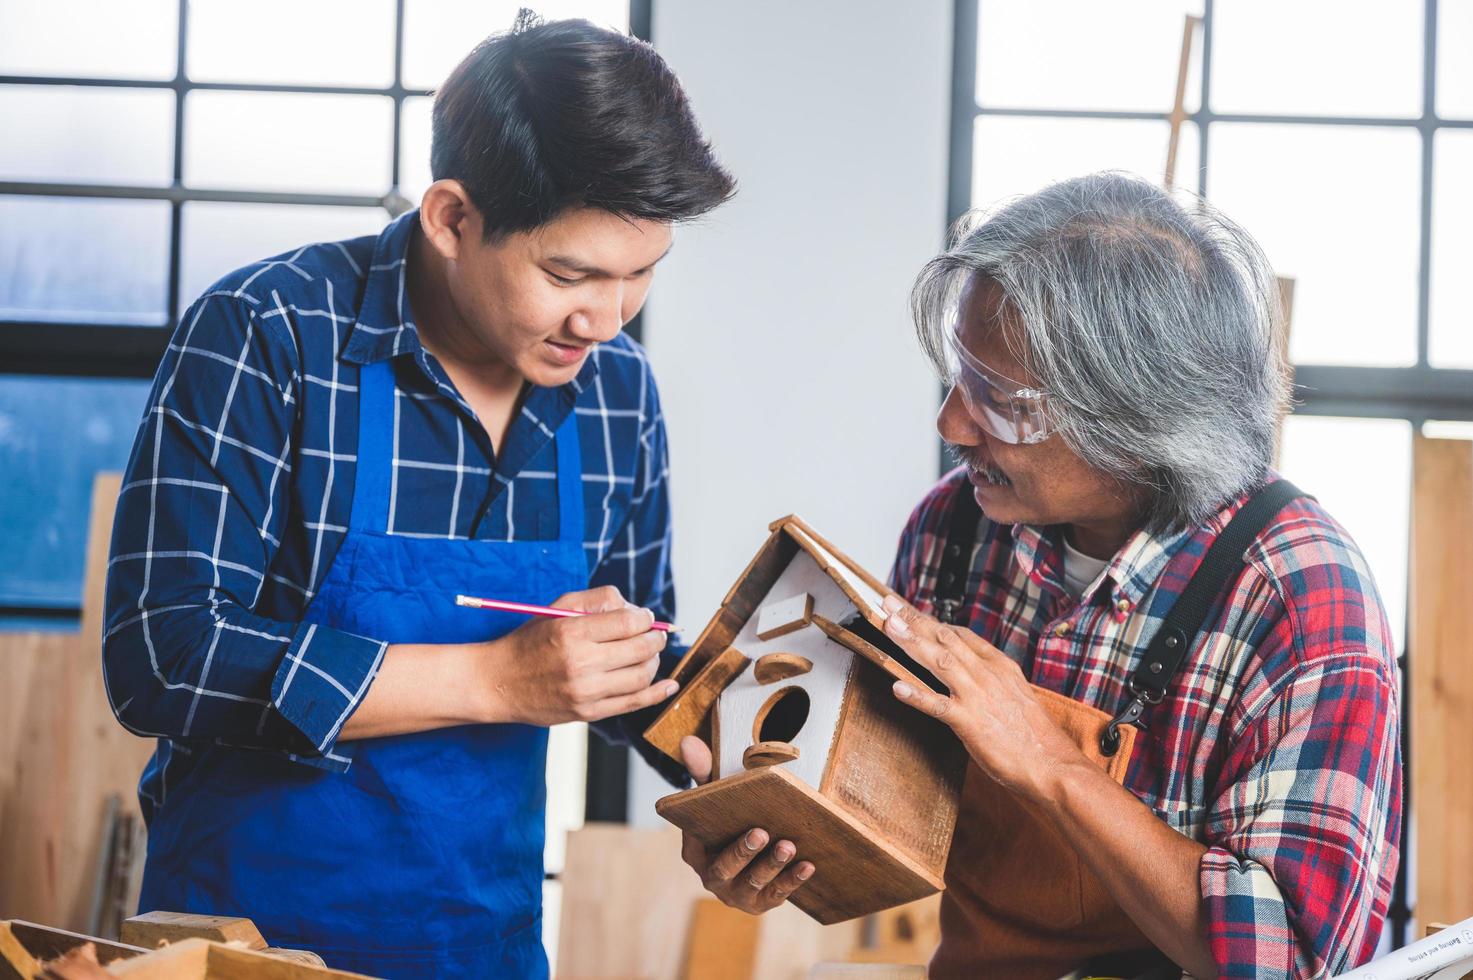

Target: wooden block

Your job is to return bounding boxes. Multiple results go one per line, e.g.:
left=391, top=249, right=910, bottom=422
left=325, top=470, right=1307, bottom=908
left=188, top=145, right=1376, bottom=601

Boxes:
left=743, top=741, right=800, bottom=769
left=656, top=767, right=944, bottom=925
left=120, top=913, right=266, bottom=952
left=753, top=654, right=813, bottom=685
left=756, top=593, right=814, bottom=642
left=643, top=646, right=750, bottom=763
left=0, top=923, right=41, bottom=980
left=1, top=921, right=147, bottom=967
left=1412, top=435, right=1473, bottom=930
left=680, top=898, right=759, bottom=980
left=106, top=938, right=370, bottom=978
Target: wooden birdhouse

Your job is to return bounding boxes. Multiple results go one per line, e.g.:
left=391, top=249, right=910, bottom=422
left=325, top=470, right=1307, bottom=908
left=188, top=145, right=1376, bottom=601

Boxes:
left=644, top=516, right=967, bottom=924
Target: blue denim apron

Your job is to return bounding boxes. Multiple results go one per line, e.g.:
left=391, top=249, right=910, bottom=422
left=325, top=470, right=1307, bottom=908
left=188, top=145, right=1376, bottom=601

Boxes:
left=139, top=357, right=588, bottom=977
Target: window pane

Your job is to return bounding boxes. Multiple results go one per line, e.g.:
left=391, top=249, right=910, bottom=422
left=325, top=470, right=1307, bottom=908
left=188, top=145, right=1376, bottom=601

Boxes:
left=188, top=0, right=396, bottom=87
left=1437, top=0, right=1473, bottom=118
left=977, top=0, right=1202, bottom=112
left=1212, top=0, right=1422, bottom=117
left=1430, top=131, right=1473, bottom=368
left=179, top=203, right=385, bottom=308
left=0, top=377, right=151, bottom=607
left=973, top=117, right=1199, bottom=205
left=0, top=196, right=170, bottom=325
left=402, top=0, right=630, bottom=89
left=184, top=92, right=393, bottom=195
left=1208, top=124, right=1420, bottom=367
left=1279, top=415, right=1411, bottom=653
left=0, top=0, right=177, bottom=80
left=399, top=97, right=434, bottom=205
left=0, top=85, right=174, bottom=186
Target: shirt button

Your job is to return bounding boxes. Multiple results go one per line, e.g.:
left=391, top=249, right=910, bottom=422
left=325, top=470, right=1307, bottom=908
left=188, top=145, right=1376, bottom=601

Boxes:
left=1052, top=621, right=1070, bottom=637
left=1115, top=598, right=1131, bottom=612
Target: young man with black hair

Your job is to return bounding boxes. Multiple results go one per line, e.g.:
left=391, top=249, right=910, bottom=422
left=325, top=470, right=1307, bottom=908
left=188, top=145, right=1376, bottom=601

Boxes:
left=103, top=15, right=733, bottom=976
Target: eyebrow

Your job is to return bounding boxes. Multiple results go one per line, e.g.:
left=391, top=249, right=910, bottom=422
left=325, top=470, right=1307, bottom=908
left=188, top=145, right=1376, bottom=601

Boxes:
left=546, top=242, right=674, bottom=277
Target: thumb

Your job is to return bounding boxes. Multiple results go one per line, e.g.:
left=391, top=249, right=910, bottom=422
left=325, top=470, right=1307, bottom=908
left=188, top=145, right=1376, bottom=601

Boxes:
left=679, top=735, right=713, bottom=784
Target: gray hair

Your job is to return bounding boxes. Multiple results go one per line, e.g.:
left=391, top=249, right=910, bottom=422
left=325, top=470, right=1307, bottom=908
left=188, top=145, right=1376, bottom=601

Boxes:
left=912, top=171, right=1291, bottom=533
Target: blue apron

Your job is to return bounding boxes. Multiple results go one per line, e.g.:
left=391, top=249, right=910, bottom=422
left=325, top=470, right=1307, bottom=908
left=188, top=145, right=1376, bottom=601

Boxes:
left=139, top=357, right=589, bottom=977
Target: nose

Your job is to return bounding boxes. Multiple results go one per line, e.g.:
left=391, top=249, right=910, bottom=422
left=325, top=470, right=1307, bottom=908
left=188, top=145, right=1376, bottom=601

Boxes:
left=568, top=280, right=626, bottom=343
left=937, top=386, right=983, bottom=447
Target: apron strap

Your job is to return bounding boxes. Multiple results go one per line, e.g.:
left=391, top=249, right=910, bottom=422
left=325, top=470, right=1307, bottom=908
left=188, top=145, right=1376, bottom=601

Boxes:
left=1100, top=478, right=1308, bottom=756
left=934, top=478, right=983, bottom=626
left=349, top=358, right=397, bottom=533
left=552, top=406, right=587, bottom=570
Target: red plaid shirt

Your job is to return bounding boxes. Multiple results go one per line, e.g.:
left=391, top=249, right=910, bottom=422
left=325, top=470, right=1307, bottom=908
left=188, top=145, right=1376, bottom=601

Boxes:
left=888, top=470, right=1402, bottom=979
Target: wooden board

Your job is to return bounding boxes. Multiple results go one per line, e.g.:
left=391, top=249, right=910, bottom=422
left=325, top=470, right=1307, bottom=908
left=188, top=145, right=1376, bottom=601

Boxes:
left=1, top=920, right=147, bottom=965
left=680, top=899, right=759, bottom=980
left=643, top=645, right=751, bottom=764
left=1411, top=434, right=1473, bottom=929
left=105, top=938, right=370, bottom=978
left=555, top=823, right=858, bottom=980
left=819, top=661, right=965, bottom=879
left=121, top=913, right=266, bottom=952
left=656, top=767, right=945, bottom=925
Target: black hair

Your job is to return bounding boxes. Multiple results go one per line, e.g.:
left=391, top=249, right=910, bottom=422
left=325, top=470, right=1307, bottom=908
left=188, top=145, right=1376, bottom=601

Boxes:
left=430, top=9, right=735, bottom=239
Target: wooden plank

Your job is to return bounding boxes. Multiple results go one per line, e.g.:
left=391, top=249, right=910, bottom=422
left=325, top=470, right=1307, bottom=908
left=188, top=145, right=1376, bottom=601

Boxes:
left=0, top=923, right=42, bottom=980
left=120, top=913, right=266, bottom=952
left=0, top=474, right=154, bottom=934
left=1411, top=434, right=1473, bottom=929
left=556, top=823, right=856, bottom=980
left=656, top=767, right=944, bottom=925
left=818, top=661, right=965, bottom=879
left=2, top=921, right=147, bottom=965
left=644, top=646, right=751, bottom=764
left=808, top=615, right=933, bottom=696
left=680, top=899, right=759, bottom=980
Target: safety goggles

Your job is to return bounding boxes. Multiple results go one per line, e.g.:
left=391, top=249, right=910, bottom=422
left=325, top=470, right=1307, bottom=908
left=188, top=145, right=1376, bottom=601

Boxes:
left=942, top=330, right=1053, bottom=445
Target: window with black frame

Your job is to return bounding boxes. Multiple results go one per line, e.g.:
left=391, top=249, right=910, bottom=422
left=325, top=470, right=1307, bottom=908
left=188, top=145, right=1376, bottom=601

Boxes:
left=949, top=0, right=1473, bottom=950
left=0, top=0, right=643, bottom=954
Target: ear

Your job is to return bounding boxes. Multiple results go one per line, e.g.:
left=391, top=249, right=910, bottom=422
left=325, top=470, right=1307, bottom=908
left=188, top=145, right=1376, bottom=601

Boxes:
left=418, top=180, right=481, bottom=260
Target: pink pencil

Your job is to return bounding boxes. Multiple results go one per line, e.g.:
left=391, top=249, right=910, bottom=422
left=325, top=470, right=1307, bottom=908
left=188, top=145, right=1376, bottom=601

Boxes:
left=455, top=594, right=683, bottom=633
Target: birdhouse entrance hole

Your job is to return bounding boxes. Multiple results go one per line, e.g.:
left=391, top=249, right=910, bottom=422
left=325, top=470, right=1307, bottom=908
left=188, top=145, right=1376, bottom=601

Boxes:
left=753, top=686, right=811, bottom=744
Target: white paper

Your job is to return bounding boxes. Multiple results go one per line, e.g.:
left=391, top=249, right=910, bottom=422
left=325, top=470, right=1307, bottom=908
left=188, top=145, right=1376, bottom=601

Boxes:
left=1334, top=915, right=1473, bottom=979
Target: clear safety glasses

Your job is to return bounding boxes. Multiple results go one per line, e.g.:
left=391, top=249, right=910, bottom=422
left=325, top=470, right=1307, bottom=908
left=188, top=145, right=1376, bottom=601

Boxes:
left=942, top=330, right=1053, bottom=445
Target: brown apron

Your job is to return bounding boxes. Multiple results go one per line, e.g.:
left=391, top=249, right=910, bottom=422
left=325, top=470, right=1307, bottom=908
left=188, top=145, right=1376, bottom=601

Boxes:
left=928, top=685, right=1160, bottom=980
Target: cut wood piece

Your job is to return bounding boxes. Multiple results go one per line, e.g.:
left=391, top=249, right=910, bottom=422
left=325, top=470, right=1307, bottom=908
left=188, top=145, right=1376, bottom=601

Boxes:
left=756, top=593, right=814, bottom=641
left=743, top=741, right=801, bottom=769
left=809, top=614, right=935, bottom=696
left=1, top=921, right=147, bottom=965
left=656, top=766, right=945, bottom=924
left=681, top=898, right=759, bottom=980
left=120, top=912, right=266, bottom=951
left=1, top=923, right=41, bottom=980
left=754, top=653, right=814, bottom=685
left=643, top=646, right=751, bottom=763
left=106, top=937, right=372, bottom=978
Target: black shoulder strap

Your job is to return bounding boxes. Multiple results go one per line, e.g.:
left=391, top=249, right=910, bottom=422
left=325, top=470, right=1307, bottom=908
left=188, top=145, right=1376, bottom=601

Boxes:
left=934, top=479, right=983, bottom=626
left=1100, top=478, right=1306, bottom=755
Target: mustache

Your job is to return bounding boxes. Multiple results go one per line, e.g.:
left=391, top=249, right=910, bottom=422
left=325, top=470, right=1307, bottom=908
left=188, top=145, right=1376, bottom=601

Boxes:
left=948, top=443, right=1012, bottom=487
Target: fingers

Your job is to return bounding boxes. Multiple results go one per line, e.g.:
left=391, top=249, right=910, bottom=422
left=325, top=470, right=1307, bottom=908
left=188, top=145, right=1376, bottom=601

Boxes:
left=893, top=679, right=960, bottom=725
left=552, top=585, right=626, bottom=614
left=679, top=736, right=713, bottom=784
left=703, top=828, right=770, bottom=888
left=590, top=628, right=668, bottom=669
left=582, top=677, right=678, bottom=721
left=880, top=595, right=981, bottom=694
left=736, top=838, right=797, bottom=894
left=591, top=656, right=663, bottom=700
left=757, top=861, right=815, bottom=907
left=576, top=605, right=660, bottom=642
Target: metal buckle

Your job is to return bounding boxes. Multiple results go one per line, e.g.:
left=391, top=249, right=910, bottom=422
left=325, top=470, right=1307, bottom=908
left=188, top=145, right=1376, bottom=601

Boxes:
left=935, top=597, right=960, bottom=625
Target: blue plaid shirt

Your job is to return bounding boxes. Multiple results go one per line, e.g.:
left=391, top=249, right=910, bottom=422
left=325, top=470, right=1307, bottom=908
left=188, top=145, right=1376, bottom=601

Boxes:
left=103, top=211, right=685, bottom=820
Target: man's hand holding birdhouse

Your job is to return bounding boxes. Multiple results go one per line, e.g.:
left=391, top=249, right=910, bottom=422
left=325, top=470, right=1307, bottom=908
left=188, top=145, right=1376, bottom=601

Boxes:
left=675, top=736, right=817, bottom=915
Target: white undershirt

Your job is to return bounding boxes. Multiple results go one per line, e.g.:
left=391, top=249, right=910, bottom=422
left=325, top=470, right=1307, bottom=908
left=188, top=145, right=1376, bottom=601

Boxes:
left=1062, top=535, right=1110, bottom=598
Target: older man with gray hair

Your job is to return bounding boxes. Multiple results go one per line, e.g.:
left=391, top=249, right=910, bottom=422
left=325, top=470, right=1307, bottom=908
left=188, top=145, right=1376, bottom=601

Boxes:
left=680, top=173, right=1401, bottom=980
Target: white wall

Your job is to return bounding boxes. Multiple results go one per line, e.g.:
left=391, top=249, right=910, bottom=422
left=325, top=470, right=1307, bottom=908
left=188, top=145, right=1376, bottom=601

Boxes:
left=628, top=0, right=954, bottom=823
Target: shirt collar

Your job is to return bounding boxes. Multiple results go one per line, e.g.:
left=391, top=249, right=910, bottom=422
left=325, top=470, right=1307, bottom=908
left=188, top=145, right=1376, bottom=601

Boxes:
left=342, top=209, right=425, bottom=365
left=1009, top=506, right=1212, bottom=608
